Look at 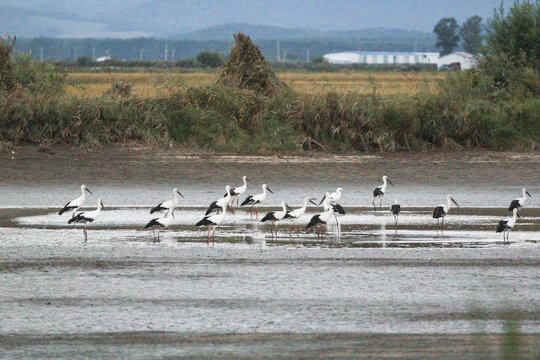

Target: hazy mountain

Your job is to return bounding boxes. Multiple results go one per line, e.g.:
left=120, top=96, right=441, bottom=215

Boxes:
left=178, top=24, right=436, bottom=44
left=0, top=0, right=506, bottom=38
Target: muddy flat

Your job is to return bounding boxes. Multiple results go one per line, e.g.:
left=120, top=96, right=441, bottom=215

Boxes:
left=1, top=147, right=539, bottom=359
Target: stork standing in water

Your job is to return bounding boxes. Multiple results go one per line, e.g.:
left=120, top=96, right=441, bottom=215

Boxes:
left=59, top=185, right=93, bottom=218
left=390, top=199, right=401, bottom=226
left=305, top=209, right=334, bottom=241
left=508, top=188, right=532, bottom=212
left=261, top=201, right=292, bottom=239
left=432, top=195, right=460, bottom=235
left=144, top=216, right=172, bottom=242
left=207, top=185, right=233, bottom=215
left=68, top=198, right=104, bottom=242
left=195, top=203, right=234, bottom=246
left=372, top=176, right=394, bottom=210
left=496, top=208, right=520, bottom=243
left=227, top=176, right=251, bottom=207
left=320, top=192, right=346, bottom=233
left=283, top=197, right=317, bottom=237
left=150, top=188, right=184, bottom=218
left=241, top=184, right=273, bottom=219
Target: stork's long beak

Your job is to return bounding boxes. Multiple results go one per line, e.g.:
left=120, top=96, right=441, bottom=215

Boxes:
left=517, top=212, right=521, bottom=219
left=246, top=178, right=252, bottom=183
left=227, top=204, right=235, bottom=215
left=286, top=203, right=293, bottom=212
left=267, top=187, right=274, bottom=194
left=451, top=198, right=460, bottom=207
left=101, top=202, right=105, bottom=210
left=387, top=179, right=394, bottom=186
left=86, top=188, right=93, bottom=195
left=177, top=189, right=184, bottom=198
left=309, top=198, right=318, bottom=206
left=526, top=191, right=532, bottom=198
left=318, top=194, right=327, bottom=205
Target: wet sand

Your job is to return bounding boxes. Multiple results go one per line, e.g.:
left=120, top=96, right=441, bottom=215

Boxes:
left=3, top=146, right=540, bottom=187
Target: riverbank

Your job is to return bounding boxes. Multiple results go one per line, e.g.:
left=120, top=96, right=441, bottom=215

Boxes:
left=3, top=146, right=539, bottom=187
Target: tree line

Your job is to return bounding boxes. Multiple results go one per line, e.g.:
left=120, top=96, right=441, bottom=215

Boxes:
left=434, top=15, right=483, bottom=55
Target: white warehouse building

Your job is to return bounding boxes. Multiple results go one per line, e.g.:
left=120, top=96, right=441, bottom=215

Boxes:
left=323, top=51, right=440, bottom=66
left=436, top=52, right=477, bottom=70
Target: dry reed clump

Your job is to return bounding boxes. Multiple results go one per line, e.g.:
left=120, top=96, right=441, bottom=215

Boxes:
left=106, top=80, right=133, bottom=97
left=217, top=33, right=286, bottom=96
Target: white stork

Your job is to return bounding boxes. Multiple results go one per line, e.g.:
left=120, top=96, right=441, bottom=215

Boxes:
left=283, top=197, right=317, bottom=237
left=305, top=209, right=334, bottom=241
left=150, top=188, right=184, bottom=218
left=372, top=176, right=394, bottom=210
left=68, top=198, right=105, bottom=242
left=195, top=203, right=234, bottom=246
left=227, top=176, right=251, bottom=207
left=496, top=208, right=520, bottom=243
left=144, top=215, right=172, bottom=242
left=390, top=199, right=401, bottom=226
left=261, top=201, right=292, bottom=239
left=432, top=195, right=460, bottom=234
left=241, top=184, right=273, bottom=219
left=508, top=188, right=532, bottom=212
left=321, top=192, right=346, bottom=233
left=207, top=185, right=233, bottom=215
left=59, top=184, right=93, bottom=217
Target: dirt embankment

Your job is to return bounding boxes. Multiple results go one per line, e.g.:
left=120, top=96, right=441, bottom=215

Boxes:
left=1, top=146, right=539, bottom=187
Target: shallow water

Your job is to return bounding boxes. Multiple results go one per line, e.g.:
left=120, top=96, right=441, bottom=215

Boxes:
left=1, top=186, right=540, bottom=358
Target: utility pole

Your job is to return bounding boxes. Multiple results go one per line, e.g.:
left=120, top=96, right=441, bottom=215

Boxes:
left=276, top=40, right=280, bottom=62
left=139, top=48, right=145, bottom=61
left=171, top=48, right=175, bottom=60
left=164, top=40, right=168, bottom=61
left=106, top=49, right=110, bottom=57
left=92, top=45, right=96, bottom=61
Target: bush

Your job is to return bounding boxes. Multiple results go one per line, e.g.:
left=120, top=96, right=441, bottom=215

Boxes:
left=0, top=35, right=16, bottom=91
left=196, top=51, right=224, bottom=68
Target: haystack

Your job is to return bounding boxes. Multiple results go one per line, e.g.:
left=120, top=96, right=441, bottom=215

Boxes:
left=217, top=33, right=286, bottom=96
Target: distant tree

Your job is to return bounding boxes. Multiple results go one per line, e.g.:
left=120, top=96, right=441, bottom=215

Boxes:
left=434, top=17, right=460, bottom=55
left=75, top=57, right=93, bottom=66
left=484, top=1, right=540, bottom=70
left=285, top=52, right=299, bottom=61
left=460, top=16, right=483, bottom=54
left=196, top=51, right=223, bottom=67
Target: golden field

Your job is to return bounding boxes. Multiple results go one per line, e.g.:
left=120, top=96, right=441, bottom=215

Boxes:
left=66, top=71, right=444, bottom=97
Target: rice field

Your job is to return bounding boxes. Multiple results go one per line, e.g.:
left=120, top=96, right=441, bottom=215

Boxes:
left=66, top=71, right=444, bottom=97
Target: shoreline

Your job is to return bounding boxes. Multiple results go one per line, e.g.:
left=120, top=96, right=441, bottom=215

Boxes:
left=2, top=145, right=539, bottom=187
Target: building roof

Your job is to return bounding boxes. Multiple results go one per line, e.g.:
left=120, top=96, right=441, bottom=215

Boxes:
left=348, top=51, right=439, bottom=56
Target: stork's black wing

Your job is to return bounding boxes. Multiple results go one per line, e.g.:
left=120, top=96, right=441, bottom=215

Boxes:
left=196, top=216, right=215, bottom=227
left=496, top=220, right=509, bottom=233
left=332, top=204, right=346, bottom=215
left=68, top=212, right=93, bottom=224
left=241, top=195, right=255, bottom=206
left=432, top=206, right=445, bottom=219
left=373, top=187, right=383, bottom=197
left=391, top=204, right=401, bottom=215
left=305, top=214, right=323, bottom=230
left=205, top=201, right=220, bottom=215
left=150, top=202, right=166, bottom=214
left=508, top=199, right=521, bottom=211
left=59, top=202, right=77, bottom=215
left=261, top=212, right=277, bottom=222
